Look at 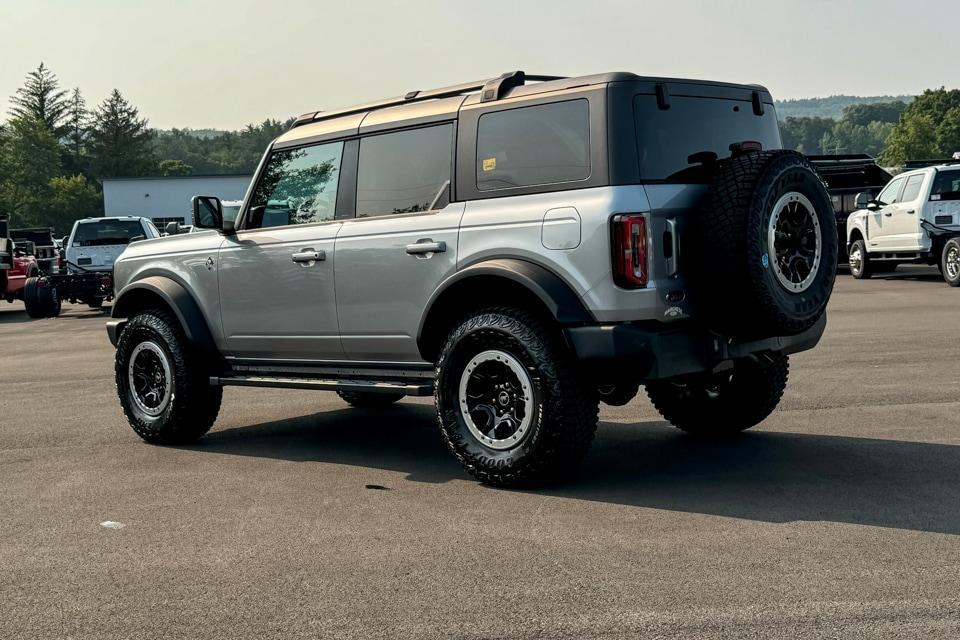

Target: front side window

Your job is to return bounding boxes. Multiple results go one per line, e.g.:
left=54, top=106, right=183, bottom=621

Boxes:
left=247, top=141, right=344, bottom=229
left=356, top=124, right=453, bottom=217
left=477, top=100, right=591, bottom=191
left=900, top=174, right=925, bottom=202
left=877, top=177, right=905, bottom=205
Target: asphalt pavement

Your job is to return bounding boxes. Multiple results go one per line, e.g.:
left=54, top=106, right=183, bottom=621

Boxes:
left=1, top=266, right=958, bottom=639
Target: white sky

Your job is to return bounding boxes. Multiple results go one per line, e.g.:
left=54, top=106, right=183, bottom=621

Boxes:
left=1, top=0, right=957, bottom=130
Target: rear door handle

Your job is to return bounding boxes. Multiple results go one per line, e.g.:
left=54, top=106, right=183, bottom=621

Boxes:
left=291, top=249, right=325, bottom=263
left=907, top=209, right=916, bottom=214
left=884, top=212, right=893, bottom=217
left=405, top=240, right=446, bottom=255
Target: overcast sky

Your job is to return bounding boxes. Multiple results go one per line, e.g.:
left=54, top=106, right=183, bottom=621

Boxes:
left=2, top=0, right=957, bottom=130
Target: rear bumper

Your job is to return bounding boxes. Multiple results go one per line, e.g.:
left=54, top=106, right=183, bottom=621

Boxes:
left=566, top=314, right=826, bottom=382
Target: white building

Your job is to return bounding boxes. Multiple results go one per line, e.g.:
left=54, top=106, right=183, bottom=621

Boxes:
left=101, top=174, right=253, bottom=227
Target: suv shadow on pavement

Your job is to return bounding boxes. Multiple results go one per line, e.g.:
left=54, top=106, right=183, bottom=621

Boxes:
left=188, top=406, right=959, bottom=536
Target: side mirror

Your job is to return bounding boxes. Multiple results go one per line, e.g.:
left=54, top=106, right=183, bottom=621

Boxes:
left=164, top=221, right=181, bottom=236
left=854, top=192, right=872, bottom=210
left=866, top=200, right=880, bottom=211
left=192, top=195, right=232, bottom=233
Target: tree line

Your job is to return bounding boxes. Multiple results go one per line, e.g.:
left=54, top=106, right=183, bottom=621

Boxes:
left=2, top=62, right=960, bottom=234
left=0, top=63, right=291, bottom=232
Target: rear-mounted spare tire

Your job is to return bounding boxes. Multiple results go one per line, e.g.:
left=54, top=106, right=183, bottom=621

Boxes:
left=692, top=150, right=837, bottom=337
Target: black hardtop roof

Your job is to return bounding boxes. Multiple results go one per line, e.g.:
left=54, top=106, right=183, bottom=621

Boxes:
left=290, top=71, right=772, bottom=129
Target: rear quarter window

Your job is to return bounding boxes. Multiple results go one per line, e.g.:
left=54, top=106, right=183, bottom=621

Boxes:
left=476, top=99, right=591, bottom=191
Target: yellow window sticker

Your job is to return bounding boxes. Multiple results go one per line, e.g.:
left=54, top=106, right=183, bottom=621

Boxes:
left=482, top=157, right=496, bottom=172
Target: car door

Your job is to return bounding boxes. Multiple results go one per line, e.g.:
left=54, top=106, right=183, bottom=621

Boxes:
left=869, top=176, right=905, bottom=250
left=218, top=140, right=346, bottom=360
left=334, top=123, right=461, bottom=362
left=887, top=173, right=925, bottom=250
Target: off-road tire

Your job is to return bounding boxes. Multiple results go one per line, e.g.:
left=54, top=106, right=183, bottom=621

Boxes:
left=848, top=239, right=871, bottom=279
left=336, top=391, right=405, bottom=408
left=597, top=382, right=641, bottom=407
left=646, top=354, right=789, bottom=436
left=942, top=238, right=960, bottom=287
left=693, top=150, right=837, bottom=336
left=115, top=309, right=222, bottom=444
left=435, top=307, right=598, bottom=487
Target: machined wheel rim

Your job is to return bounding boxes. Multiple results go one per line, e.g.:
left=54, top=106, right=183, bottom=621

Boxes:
left=946, top=245, right=960, bottom=280
left=128, top=341, right=172, bottom=418
left=849, top=245, right=863, bottom=275
left=458, top=349, right=534, bottom=451
left=768, top=192, right=822, bottom=293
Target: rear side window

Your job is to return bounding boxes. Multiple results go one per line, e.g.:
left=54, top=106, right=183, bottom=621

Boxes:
left=900, top=174, right=925, bottom=202
left=634, top=95, right=781, bottom=181
left=356, top=124, right=453, bottom=217
left=931, top=170, right=960, bottom=201
left=476, top=99, right=590, bottom=191
left=72, top=220, right=148, bottom=246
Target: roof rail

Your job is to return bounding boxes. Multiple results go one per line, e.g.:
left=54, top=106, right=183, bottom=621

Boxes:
left=291, top=71, right=566, bottom=128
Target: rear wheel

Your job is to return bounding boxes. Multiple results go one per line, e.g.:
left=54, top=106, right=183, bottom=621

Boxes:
left=115, top=309, right=222, bottom=444
left=848, top=239, right=871, bottom=279
left=23, top=276, right=59, bottom=318
left=435, top=306, right=598, bottom=486
left=943, top=239, right=960, bottom=287
left=646, top=354, right=789, bottom=436
left=336, top=391, right=404, bottom=408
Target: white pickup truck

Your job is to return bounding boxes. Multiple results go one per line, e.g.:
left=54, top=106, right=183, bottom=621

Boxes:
left=847, top=162, right=960, bottom=286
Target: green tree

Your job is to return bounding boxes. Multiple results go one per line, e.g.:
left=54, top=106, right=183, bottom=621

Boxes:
left=63, top=87, right=89, bottom=175
left=46, top=175, right=102, bottom=234
left=88, top=89, right=157, bottom=177
left=0, top=116, right=62, bottom=226
left=882, top=88, right=960, bottom=164
left=780, top=116, right=835, bottom=154
left=8, top=62, right=70, bottom=137
left=158, top=159, right=192, bottom=176
left=840, top=101, right=907, bottom=127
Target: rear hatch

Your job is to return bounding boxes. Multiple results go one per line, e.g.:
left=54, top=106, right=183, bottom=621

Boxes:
left=68, top=220, right=145, bottom=271
left=629, top=84, right=781, bottom=314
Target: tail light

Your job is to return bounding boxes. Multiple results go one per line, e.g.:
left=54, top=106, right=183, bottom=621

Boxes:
left=611, top=214, right=648, bottom=288
left=57, top=254, right=65, bottom=271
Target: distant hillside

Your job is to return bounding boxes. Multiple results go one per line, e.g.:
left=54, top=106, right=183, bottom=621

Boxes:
left=155, top=128, right=227, bottom=139
left=775, top=95, right=914, bottom=120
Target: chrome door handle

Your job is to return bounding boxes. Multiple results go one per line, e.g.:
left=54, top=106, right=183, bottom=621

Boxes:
left=291, top=249, right=325, bottom=263
left=405, top=240, right=446, bottom=255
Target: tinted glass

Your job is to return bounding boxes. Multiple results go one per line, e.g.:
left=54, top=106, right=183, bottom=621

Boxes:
left=900, top=174, right=925, bottom=202
left=477, top=100, right=590, bottom=191
left=356, top=124, right=452, bottom=217
left=634, top=95, right=781, bottom=181
left=877, top=177, right=904, bottom=205
left=931, top=169, right=960, bottom=201
left=72, top=220, right=146, bottom=246
left=248, top=141, right=343, bottom=229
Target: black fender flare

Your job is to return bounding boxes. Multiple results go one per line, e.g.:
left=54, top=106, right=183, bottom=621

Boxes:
left=417, top=258, right=595, bottom=350
left=110, top=276, right=218, bottom=354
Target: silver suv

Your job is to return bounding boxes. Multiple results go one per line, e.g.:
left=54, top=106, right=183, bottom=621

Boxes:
left=107, top=71, right=837, bottom=486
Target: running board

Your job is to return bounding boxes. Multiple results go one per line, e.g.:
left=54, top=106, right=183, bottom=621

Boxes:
left=209, top=375, right=433, bottom=396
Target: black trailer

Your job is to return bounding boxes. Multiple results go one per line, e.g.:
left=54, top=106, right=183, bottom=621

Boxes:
left=808, top=155, right=893, bottom=263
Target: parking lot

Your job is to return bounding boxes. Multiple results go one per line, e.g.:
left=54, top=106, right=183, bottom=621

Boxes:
left=1, top=267, right=958, bottom=639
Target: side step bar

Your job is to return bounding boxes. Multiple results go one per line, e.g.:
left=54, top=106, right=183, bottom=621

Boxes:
left=209, top=375, right=434, bottom=396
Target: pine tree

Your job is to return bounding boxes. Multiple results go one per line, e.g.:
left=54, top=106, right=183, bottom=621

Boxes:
left=88, top=89, right=157, bottom=177
left=8, top=62, right=70, bottom=137
left=64, top=87, right=89, bottom=173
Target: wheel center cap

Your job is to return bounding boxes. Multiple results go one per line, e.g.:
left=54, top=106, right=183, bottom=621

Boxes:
left=497, top=391, right=511, bottom=406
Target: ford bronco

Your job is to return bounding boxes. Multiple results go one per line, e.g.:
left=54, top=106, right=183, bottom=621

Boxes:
left=107, top=71, right=837, bottom=486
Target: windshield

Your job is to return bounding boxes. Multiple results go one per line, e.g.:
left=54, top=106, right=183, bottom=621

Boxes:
left=931, top=170, right=960, bottom=201
left=72, top=220, right=145, bottom=246
left=634, top=95, right=782, bottom=181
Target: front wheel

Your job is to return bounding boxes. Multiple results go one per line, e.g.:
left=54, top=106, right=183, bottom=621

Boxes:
left=435, top=307, right=598, bottom=487
left=848, top=239, right=872, bottom=279
left=115, top=309, right=222, bottom=444
left=646, top=354, right=789, bottom=436
left=942, top=238, right=960, bottom=287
